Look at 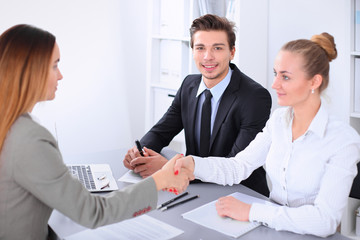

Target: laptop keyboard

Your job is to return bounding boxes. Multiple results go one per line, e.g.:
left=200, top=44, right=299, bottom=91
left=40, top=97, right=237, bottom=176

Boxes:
left=68, top=165, right=96, bottom=190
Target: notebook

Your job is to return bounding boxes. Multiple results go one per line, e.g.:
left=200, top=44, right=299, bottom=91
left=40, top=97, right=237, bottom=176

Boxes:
left=67, top=164, right=118, bottom=192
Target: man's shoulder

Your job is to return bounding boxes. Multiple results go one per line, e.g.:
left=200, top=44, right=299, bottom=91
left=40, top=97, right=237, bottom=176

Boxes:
left=230, top=71, right=269, bottom=97
left=232, top=66, right=265, bottom=89
left=183, top=73, right=202, bottom=83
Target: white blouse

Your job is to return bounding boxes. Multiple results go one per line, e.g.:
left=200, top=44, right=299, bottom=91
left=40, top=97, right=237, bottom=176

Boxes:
left=193, top=103, right=360, bottom=237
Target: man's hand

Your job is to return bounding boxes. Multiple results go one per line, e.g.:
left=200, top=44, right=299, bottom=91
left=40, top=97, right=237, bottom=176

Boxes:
left=123, top=146, right=143, bottom=170
left=130, top=147, right=168, bottom=178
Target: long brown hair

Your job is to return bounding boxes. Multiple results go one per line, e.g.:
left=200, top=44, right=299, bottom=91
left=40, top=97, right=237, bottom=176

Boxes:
left=0, top=24, right=55, bottom=151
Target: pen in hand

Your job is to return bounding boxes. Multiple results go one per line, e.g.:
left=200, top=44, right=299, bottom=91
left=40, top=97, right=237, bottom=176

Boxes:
left=135, top=140, right=144, bottom=156
left=157, top=191, right=189, bottom=209
left=161, top=195, right=199, bottom=211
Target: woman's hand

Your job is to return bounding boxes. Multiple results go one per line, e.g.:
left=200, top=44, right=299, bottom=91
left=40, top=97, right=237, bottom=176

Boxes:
left=152, top=154, right=194, bottom=194
left=173, top=155, right=195, bottom=176
left=215, top=196, right=251, bottom=221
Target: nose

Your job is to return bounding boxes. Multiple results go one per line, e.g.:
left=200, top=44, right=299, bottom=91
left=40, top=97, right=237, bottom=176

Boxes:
left=271, top=76, right=280, bottom=90
left=204, top=49, right=214, bottom=60
left=58, top=69, right=63, bottom=81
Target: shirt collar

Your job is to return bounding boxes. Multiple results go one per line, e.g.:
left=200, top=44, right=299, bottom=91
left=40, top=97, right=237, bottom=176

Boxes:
left=196, top=67, right=232, bottom=103
left=286, top=101, right=328, bottom=139
left=306, top=101, right=328, bottom=138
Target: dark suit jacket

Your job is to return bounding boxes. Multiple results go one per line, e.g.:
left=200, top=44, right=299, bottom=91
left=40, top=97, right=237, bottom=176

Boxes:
left=141, top=63, right=272, bottom=196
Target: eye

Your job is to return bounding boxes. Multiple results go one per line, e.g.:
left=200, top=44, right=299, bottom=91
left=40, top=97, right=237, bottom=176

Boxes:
left=214, top=47, right=223, bottom=50
left=273, top=70, right=277, bottom=77
left=196, top=46, right=204, bottom=50
left=282, top=75, right=289, bottom=80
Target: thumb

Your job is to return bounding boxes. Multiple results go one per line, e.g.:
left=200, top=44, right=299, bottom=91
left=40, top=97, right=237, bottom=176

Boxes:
left=143, top=147, right=157, bottom=156
left=173, top=154, right=184, bottom=175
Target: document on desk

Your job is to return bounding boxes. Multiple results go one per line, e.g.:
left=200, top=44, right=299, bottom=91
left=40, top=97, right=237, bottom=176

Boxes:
left=118, top=170, right=142, bottom=183
left=64, top=214, right=183, bottom=240
left=182, top=192, right=276, bottom=238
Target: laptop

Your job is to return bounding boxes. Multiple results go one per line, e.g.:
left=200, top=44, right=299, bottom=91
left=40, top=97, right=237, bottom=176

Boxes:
left=67, top=164, right=119, bottom=192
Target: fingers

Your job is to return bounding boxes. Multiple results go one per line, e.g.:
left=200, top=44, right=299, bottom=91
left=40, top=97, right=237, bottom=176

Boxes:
left=130, top=158, right=144, bottom=167
left=123, top=149, right=135, bottom=170
left=123, top=157, right=133, bottom=170
left=143, top=147, right=158, bottom=156
left=173, top=157, right=183, bottom=176
left=152, top=155, right=191, bottom=193
left=123, top=146, right=146, bottom=169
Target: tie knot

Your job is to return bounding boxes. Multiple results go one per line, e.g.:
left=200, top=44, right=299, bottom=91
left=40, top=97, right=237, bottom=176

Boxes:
left=204, top=89, right=212, bottom=99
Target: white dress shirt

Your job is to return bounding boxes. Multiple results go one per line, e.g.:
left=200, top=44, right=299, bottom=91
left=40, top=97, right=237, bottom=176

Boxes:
left=194, top=67, right=232, bottom=150
left=193, top=102, right=360, bottom=237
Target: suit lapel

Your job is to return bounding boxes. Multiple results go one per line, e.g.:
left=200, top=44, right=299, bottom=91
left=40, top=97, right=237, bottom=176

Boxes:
left=210, top=65, right=241, bottom=150
left=187, top=76, right=201, bottom=153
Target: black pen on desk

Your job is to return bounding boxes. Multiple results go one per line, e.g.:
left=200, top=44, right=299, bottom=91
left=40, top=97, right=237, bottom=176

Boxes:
left=161, top=195, right=199, bottom=211
left=135, top=140, right=144, bottom=156
left=156, top=191, right=189, bottom=209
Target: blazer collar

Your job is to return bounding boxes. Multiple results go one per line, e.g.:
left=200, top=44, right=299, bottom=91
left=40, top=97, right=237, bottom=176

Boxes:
left=210, top=63, right=241, bottom=148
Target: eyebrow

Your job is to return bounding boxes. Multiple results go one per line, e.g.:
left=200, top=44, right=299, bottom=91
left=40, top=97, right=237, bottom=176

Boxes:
left=274, top=69, right=292, bottom=74
left=194, top=43, right=226, bottom=47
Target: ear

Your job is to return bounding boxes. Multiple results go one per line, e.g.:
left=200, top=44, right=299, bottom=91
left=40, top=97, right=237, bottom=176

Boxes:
left=230, top=46, right=235, bottom=60
left=311, top=74, right=322, bottom=91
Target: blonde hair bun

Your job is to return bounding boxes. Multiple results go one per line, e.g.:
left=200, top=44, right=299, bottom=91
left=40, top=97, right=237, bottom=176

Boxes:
left=310, top=32, right=337, bottom=62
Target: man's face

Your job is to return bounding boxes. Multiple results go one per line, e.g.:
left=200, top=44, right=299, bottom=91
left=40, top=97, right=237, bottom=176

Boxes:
left=192, top=30, right=235, bottom=88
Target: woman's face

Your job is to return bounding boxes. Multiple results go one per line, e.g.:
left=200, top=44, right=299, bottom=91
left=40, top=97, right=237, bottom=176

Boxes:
left=46, top=43, right=63, bottom=100
left=272, top=50, right=314, bottom=108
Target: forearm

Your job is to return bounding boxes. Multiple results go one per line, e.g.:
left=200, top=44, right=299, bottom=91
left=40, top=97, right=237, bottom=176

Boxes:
left=250, top=203, right=338, bottom=237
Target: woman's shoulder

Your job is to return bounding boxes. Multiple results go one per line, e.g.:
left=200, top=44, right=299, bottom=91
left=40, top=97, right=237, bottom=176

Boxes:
left=327, top=114, right=360, bottom=143
left=8, top=114, right=55, bottom=144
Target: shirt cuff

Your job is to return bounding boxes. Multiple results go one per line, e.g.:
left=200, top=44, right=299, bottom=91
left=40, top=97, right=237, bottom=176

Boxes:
left=193, top=155, right=210, bottom=181
left=249, top=203, right=275, bottom=227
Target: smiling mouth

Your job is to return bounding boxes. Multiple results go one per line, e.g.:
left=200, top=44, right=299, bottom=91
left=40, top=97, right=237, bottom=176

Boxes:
left=202, top=64, right=217, bottom=70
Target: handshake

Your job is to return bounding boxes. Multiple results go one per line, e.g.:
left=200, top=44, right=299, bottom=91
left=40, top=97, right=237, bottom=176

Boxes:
left=152, top=154, right=196, bottom=194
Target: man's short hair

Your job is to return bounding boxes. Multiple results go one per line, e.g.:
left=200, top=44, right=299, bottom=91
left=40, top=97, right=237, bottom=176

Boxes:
left=190, top=14, right=236, bottom=50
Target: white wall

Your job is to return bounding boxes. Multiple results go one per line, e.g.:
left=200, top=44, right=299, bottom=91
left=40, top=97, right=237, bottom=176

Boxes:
left=236, top=0, right=269, bottom=88
left=0, top=0, right=148, bottom=158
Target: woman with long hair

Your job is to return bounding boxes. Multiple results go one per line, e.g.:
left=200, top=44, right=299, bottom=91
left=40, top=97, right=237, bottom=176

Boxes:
left=0, top=24, right=193, bottom=240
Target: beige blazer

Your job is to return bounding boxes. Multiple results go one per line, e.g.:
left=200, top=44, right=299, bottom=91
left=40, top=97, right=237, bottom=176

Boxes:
left=0, top=114, right=157, bottom=240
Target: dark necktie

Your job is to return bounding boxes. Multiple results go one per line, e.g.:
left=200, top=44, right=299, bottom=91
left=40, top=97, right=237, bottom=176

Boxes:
left=199, top=90, right=212, bottom=157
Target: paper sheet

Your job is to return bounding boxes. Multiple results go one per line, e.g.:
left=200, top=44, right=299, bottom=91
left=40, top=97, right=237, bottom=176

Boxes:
left=65, top=214, right=183, bottom=240
left=182, top=192, right=276, bottom=238
left=118, top=170, right=142, bottom=183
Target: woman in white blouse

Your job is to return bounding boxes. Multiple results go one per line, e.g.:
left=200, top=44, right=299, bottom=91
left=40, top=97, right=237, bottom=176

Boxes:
left=174, top=32, right=360, bottom=237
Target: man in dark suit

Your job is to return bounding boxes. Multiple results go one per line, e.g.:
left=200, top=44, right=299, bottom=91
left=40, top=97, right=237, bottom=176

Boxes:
left=123, top=14, right=272, bottom=196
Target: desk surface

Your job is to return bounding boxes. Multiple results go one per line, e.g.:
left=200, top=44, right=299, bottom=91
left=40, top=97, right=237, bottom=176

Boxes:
left=50, top=149, right=350, bottom=240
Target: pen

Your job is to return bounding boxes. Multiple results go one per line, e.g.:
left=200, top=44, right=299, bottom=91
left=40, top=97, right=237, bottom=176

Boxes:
left=100, top=179, right=110, bottom=189
left=135, top=140, right=144, bottom=156
left=156, top=191, right=189, bottom=209
left=161, top=195, right=199, bottom=211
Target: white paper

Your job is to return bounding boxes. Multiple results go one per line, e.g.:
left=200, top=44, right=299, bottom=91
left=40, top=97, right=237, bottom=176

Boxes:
left=118, top=170, right=142, bottom=184
left=65, top=214, right=184, bottom=240
left=182, top=192, right=276, bottom=238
